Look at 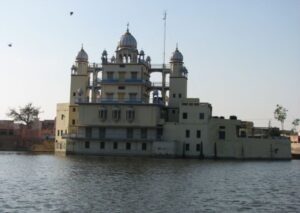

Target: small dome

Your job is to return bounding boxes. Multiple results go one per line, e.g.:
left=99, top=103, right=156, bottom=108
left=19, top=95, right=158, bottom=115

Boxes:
left=170, top=47, right=183, bottom=62
left=118, top=29, right=137, bottom=49
left=111, top=55, right=116, bottom=62
left=76, top=47, right=88, bottom=62
left=146, top=56, right=151, bottom=62
left=139, top=50, right=145, bottom=55
left=102, top=50, right=107, bottom=56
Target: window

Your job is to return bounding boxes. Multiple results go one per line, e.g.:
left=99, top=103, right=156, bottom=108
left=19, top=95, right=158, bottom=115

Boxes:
left=142, top=143, right=147, bottom=151
left=113, top=142, right=118, bottom=149
left=8, top=130, right=13, bottom=136
left=196, top=144, right=200, bottom=151
left=199, top=113, right=205, bottom=120
left=126, top=109, right=135, bottom=122
left=107, top=72, right=114, bottom=80
left=72, top=108, right=76, bottom=112
left=173, top=94, right=176, bottom=98
left=86, top=127, right=92, bottom=138
left=172, top=109, right=176, bottom=114
left=178, top=93, right=182, bottom=98
left=219, top=131, right=226, bottom=140
left=100, top=142, right=105, bottom=149
left=57, top=130, right=60, bottom=136
left=126, top=142, right=131, bottom=150
left=118, top=72, right=125, bottom=81
left=112, top=108, right=121, bottom=121
left=141, top=128, right=147, bottom=139
left=106, top=93, right=114, bottom=101
left=72, top=119, right=75, bottom=125
left=156, top=128, right=163, bottom=140
left=85, top=141, right=90, bottom=149
left=182, top=113, right=188, bottom=119
left=185, top=143, right=190, bottom=151
left=131, top=72, right=138, bottom=80
left=119, top=64, right=125, bottom=68
left=127, top=128, right=133, bottom=139
left=61, top=114, right=65, bottom=120
left=118, top=92, right=125, bottom=101
left=73, top=92, right=76, bottom=96
left=99, top=128, right=106, bottom=139
left=129, top=93, right=137, bottom=101
left=60, top=130, right=63, bottom=136
left=99, top=108, right=107, bottom=121
left=118, top=86, right=125, bottom=90
left=185, top=130, right=190, bottom=138
left=197, top=130, right=201, bottom=138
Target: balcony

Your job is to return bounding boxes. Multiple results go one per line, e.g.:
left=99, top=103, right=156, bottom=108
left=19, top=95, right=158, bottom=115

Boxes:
left=99, top=78, right=151, bottom=86
left=149, top=64, right=171, bottom=74
left=63, top=133, right=157, bottom=142
left=88, top=63, right=102, bottom=72
left=75, top=97, right=165, bottom=106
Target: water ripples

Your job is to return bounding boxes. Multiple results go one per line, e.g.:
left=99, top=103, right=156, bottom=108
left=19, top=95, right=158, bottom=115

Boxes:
left=0, top=153, right=299, bottom=212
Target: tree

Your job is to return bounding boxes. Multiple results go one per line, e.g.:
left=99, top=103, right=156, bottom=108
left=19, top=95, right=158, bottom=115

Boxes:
left=292, top=118, right=300, bottom=133
left=274, top=104, right=288, bottom=130
left=7, top=103, right=41, bottom=127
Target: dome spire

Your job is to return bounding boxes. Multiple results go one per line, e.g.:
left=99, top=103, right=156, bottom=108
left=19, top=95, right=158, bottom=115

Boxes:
left=126, top=22, right=129, bottom=32
left=76, top=45, right=88, bottom=62
left=170, top=45, right=183, bottom=63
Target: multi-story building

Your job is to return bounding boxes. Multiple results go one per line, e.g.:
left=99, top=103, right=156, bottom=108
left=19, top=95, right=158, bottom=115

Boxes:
left=55, top=28, right=291, bottom=159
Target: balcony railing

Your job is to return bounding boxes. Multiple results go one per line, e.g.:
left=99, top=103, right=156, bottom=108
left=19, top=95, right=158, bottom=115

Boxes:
left=63, top=133, right=159, bottom=142
left=75, top=97, right=165, bottom=105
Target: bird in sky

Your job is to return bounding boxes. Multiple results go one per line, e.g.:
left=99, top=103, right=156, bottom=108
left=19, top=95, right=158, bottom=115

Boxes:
left=70, top=11, right=74, bottom=16
left=8, top=43, right=12, bottom=47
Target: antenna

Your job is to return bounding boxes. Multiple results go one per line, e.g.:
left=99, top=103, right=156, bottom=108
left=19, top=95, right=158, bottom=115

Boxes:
left=163, top=11, right=167, bottom=67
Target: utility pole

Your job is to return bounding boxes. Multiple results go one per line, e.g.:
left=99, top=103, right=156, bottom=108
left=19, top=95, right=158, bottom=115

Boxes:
left=162, top=11, right=167, bottom=104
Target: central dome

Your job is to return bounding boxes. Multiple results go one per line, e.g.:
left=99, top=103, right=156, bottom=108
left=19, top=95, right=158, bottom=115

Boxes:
left=118, top=29, right=137, bottom=49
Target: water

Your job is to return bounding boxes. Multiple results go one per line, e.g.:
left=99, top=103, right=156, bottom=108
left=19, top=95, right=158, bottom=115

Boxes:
left=0, top=153, right=299, bottom=212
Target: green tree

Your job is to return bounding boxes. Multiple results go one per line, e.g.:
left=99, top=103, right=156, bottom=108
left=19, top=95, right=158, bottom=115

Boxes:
left=274, top=104, right=288, bottom=130
left=292, top=118, right=300, bottom=133
left=7, top=103, right=41, bottom=127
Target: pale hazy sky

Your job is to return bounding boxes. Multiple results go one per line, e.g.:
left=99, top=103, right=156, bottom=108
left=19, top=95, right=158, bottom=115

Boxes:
left=0, top=0, right=299, bottom=130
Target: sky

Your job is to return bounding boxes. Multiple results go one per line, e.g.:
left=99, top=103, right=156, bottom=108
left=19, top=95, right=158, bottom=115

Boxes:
left=0, top=0, right=299, bottom=130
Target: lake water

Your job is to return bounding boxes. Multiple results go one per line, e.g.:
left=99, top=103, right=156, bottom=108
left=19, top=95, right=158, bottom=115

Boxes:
left=0, top=152, right=299, bottom=212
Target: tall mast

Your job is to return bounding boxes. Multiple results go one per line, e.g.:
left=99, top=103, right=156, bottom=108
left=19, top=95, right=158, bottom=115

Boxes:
left=162, top=11, right=167, bottom=105
left=163, top=11, right=167, bottom=67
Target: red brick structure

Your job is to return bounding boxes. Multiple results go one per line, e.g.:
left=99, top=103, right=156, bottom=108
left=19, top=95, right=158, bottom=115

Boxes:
left=0, top=119, right=55, bottom=151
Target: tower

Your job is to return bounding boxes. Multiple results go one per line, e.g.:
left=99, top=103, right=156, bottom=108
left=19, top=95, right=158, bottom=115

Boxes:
left=100, top=28, right=151, bottom=103
left=168, top=47, right=188, bottom=107
left=70, top=47, right=89, bottom=104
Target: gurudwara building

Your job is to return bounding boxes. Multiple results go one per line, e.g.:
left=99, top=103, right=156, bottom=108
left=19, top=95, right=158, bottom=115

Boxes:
left=55, top=28, right=291, bottom=159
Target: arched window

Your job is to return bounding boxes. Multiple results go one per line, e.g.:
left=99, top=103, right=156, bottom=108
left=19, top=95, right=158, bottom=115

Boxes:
left=126, top=108, right=135, bottom=122
left=112, top=108, right=121, bottom=121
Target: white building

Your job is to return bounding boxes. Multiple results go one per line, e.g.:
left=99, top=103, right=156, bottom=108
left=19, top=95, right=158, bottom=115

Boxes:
left=55, top=28, right=291, bottom=159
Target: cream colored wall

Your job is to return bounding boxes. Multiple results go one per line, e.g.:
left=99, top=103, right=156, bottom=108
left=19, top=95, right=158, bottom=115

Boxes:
left=70, top=75, right=88, bottom=104
left=68, top=105, right=78, bottom=135
left=215, top=138, right=291, bottom=159
left=168, top=78, right=187, bottom=107
left=55, top=103, right=70, bottom=153
left=67, top=140, right=152, bottom=156
left=179, top=101, right=211, bottom=124
left=208, top=117, right=291, bottom=159
left=77, top=104, right=161, bottom=127
left=163, top=123, right=208, bottom=157
left=76, top=126, right=157, bottom=140
left=101, top=85, right=142, bottom=100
